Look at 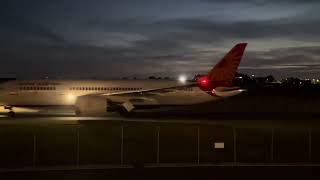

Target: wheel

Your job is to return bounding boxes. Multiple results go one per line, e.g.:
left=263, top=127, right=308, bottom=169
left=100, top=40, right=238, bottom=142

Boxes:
left=8, top=111, right=15, bottom=117
left=75, top=108, right=82, bottom=116
left=118, top=108, right=134, bottom=118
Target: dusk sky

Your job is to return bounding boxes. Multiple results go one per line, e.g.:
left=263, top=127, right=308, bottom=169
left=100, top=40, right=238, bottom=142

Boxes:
left=1, top=0, right=320, bottom=79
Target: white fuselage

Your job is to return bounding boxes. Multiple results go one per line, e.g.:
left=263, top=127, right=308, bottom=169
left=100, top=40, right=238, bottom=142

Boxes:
left=0, top=79, right=217, bottom=107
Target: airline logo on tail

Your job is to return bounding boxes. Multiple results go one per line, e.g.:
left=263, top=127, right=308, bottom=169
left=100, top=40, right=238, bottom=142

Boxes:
left=198, top=43, right=247, bottom=93
left=208, top=43, right=247, bottom=85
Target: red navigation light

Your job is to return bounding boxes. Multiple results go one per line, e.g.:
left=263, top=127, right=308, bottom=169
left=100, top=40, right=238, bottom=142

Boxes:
left=198, top=76, right=209, bottom=86
left=201, top=79, right=207, bottom=84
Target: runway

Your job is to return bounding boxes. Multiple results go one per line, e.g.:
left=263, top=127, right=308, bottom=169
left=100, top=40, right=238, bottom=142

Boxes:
left=1, top=111, right=320, bottom=129
left=1, top=92, right=320, bottom=127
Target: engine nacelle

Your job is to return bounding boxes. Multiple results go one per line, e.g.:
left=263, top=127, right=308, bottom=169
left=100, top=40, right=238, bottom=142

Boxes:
left=75, top=96, right=108, bottom=116
left=213, top=87, right=245, bottom=97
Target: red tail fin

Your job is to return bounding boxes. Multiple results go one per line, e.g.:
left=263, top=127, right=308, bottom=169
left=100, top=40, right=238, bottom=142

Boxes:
left=207, top=43, right=247, bottom=86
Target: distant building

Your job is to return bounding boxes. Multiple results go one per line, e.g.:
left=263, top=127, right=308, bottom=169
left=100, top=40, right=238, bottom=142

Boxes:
left=234, top=73, right=276, bottom=86
left=311, top=79, right=320, bottom=84
left=281, top=77, right=312, bottom=86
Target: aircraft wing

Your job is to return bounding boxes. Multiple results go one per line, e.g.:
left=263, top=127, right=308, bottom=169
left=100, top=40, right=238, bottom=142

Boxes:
left=95, top=82, right=198, bottom=96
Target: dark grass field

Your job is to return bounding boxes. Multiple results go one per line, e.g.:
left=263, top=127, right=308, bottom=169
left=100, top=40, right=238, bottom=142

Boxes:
left=1, top=118, right=320, bottom=169
left=2, top=166, right=320, bottom=180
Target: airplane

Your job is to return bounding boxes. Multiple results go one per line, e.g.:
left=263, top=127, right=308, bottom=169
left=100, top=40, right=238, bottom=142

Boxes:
left=0, top=43, right=247, bottom=117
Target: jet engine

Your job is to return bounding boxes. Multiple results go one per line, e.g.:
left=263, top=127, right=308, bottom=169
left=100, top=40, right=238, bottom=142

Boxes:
left=213, top=87, right=245, bottom=97
left=75, top=96, right=108, bottom=116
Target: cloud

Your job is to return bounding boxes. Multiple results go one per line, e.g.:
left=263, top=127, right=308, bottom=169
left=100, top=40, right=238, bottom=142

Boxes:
left=202, top=0, right=320, bottom=5
left=2, top=39, right=320, bottom=79
left=1, top=0, right=320, bottom=79
left=237, top=46, right=320, bottom=77
left=84, top=14, right=320, bottom=49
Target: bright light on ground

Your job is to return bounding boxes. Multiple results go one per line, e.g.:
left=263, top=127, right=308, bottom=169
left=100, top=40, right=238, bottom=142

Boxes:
left=178, top=75, right=187, bottom=84
left=0, top=106, right=38, bottom=113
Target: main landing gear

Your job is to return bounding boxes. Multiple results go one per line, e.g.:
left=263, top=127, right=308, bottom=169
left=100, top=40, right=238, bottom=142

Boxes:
left=118, top=107, right=134, bottom=117
left=8, top=111, right=15, bottom=117
left=118, top=102, right=135, bottom=117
